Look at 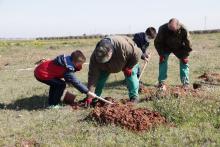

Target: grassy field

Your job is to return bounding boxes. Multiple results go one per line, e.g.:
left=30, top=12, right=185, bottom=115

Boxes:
left=0, top=33, right=220, bottom=146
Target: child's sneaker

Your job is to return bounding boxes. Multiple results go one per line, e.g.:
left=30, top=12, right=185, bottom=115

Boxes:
left=48, top=105, right=63, bottom=109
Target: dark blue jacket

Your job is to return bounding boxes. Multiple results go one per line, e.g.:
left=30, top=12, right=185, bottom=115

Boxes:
left=54, top=55, right=89, bottom=94
left=133, top=32, right=150, bottom=54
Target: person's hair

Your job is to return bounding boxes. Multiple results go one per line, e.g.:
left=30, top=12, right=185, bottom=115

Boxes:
left=145, top=27, right=157, bottom=39
left=71, top=50, right=86, bottom=63
left=168, top=18, right=179, bottom=25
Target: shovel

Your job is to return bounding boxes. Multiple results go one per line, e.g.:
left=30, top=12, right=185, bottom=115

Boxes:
left=95, top=95, right=114, bottom=105
left=138, top=53, right=151, bottom=81
left=138, top=60, right=148, bottom=81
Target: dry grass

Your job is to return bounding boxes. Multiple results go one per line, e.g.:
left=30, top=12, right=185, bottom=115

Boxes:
left=0, top=33, right=220, bottom=146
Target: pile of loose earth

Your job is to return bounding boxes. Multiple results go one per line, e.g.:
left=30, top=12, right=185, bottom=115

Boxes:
left=88, top=97, right=167, bottom=132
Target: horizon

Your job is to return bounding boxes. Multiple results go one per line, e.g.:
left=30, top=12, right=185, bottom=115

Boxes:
left=0, top=0, right=220, bottom=38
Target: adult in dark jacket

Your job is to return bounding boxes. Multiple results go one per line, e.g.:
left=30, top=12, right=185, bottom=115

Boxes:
left=154, top=18, right=192, bottom=90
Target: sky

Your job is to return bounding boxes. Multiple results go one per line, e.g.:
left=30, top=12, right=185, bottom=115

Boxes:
left=0, top=0, right=220, bottom=38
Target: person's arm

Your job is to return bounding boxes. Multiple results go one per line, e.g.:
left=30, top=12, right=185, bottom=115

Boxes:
left=141, top=41, right=149, bottom=53
left=141, top=43, right=150, bottom=60
left=125, top=46, right=142, bottom=69
left=122, top=46, right=142, bottom=77
left=183, top=29, right=192, bottom=52
left=64, top=71, right=89, bottom=94
left=154, top=27, right=165, bottom=55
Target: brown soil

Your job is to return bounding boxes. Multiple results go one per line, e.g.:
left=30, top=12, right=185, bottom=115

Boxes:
left=70, top=97, right=116, bottom=110
left=198, top=72, right=220, bottom=84
left=192, top=72, right=220, bottom=89
left=140, top=85, right=204, bottom=101
left=88, top=97, right=167, bottom=132
left=19, top=139, right=40, bottom=147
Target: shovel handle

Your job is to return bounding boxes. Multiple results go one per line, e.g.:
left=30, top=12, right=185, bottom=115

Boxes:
left=138, top=53, right=151, bottom=81
left=95, top=96, right=114, bottom=105
left=138, top=60, right=148, bottom=81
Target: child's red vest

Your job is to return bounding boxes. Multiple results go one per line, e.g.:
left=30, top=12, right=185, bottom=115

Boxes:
left=34, top=60, right=67, bottom=80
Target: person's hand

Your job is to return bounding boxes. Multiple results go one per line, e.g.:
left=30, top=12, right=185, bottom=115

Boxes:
left=123, top=67, right=132, bottom=77
left=141, top=53, right=150, bottom=62
left=181, top=58, right=189, bottom=64
left=145, top=52, right=151, bottom=58
left=79, top=95, right=95, bottom=108
left=84, top=97, right=93, bottom=107
left=83, top=91, right=97, bottom=107
left=159, top=55, right=165, bottom=63
left=143, top=57, right=149, bottom=61
left=141, top=54, right=149, bottom=61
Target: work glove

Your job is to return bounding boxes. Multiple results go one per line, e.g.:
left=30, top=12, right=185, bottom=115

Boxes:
left=84, top=97, right=93, bottom=107
left=159, top=55, right=165, bottom=63
left=75, top=64, right=82, bottom=71
left=181, top=58, right=189, bottom=64
left=123, top=67, right=133, bottom=77
left=141, top=53, right=150, bottom=61
left=83, top=91, right=97, bottom=107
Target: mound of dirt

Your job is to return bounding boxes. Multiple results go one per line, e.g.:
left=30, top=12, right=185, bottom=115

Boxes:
left=19, top=139, right=40, bottom=147
left=198, top=72, right=220, bottom=84
left=88, top=97, right=167, bottom=132
left=192, top=72, right=220, bottom=89
left=140, top=86, right=204, bottom=100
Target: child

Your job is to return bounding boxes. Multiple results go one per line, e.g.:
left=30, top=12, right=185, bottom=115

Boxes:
left=133, top=27, right=157, bottom=78
left=34, top=50, right=97, bottom=107
left=133, top=27, right=156, bottom=61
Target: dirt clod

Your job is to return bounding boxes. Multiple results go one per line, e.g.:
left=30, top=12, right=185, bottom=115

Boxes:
left=89, top=98, right=167, bottom=132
